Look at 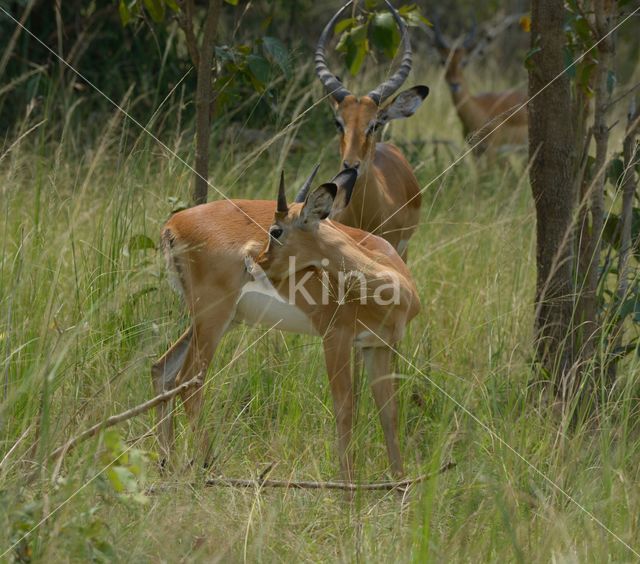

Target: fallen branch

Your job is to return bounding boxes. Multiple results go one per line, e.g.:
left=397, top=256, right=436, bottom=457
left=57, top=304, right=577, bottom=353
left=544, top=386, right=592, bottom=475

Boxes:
left=48, top=376, right=201, bottom=462
left=203, top=461, right=456, bottom=492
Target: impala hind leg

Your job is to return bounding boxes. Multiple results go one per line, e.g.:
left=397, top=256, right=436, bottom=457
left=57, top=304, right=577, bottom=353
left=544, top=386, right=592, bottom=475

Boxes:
left=323, top=332, right=355, bottom=483
left=175, top=309, right=235, bottom=465
left=151, top=327, right=193, bottom=462
left=362, top=346, right=403, bottom=477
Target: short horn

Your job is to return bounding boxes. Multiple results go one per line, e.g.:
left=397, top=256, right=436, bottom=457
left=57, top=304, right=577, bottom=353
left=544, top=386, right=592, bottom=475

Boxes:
left=277, top=170, right=288, bottom=214
left=463, top=17, right=478, bottom=51
left=367, top=0, right=412, bottom=106
left=315, top=1, right=353, bottom=103
left=294, top=163, right=321, bottom=203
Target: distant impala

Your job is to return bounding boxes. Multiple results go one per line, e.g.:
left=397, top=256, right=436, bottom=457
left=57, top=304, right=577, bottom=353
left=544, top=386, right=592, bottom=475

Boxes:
left=152, top=167, right=420, bottom=480
left=315, top=0, right=430, bottom=260
left=432, top=19, right=528, bottom=154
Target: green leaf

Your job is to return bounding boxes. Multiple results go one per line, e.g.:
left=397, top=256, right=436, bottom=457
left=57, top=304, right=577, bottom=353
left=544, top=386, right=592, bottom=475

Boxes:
left=167, top=196, right=188, bottom=213
left=334, top=17, right=357, bottom=35
left=118, top=0, right=131, bottom=26
left=371, top=12, right=401, bottom=58
left=164, top=0, right=180, bottom=11
left=106, top=466, right=136, bottom=493
left=573, top=16, right=591, bottom=42
left=336, top=24, right=369, bottom=76
left=247, top=54, right=271, bottom=86
left=127, top=234, right=156, bottom=252
left=262, top=36, right=291, bottom=79
left=143, top=0, right=165, bottom=22
left=607, top=157, right=624, bottom=186
left=224, top=0, right=239, bottom=4
left=523, top=46, right=541, bottom=70
left=347, top=40, right=368, bottom=76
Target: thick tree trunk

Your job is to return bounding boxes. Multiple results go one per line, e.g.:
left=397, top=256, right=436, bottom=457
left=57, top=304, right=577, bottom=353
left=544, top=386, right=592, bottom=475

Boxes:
left=193, top=0, right=222, bottom=206
left=528, top=0, right=577, bottom=389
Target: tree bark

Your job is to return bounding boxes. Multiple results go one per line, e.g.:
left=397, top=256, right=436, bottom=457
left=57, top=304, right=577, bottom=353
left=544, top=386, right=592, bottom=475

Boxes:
left=529, top=0, right=577, bottom=390
left=579, top=1, right=616, bottom=360
left=609, top=101, right=640, bottom=375
left=193, top=0, right=222, bottom=206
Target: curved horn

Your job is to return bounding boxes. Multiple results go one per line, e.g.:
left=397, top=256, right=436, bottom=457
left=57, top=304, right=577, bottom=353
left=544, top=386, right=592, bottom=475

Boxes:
left=367, top=0, right=413, bottom=106
left=432, top=15, right=449, bottom=50
left=315, top=1, right=353, bottom=103
left=277, top=170, right=288, bottom=214
left=294, top=163, right=321, bottom=203
left=463, top=17, right=478, bottom=51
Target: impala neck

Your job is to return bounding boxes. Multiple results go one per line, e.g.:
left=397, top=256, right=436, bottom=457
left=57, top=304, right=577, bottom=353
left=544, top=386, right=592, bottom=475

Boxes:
left=447, top=76, right=469, bottom=105
left=447, top=78, right=485, bottom=134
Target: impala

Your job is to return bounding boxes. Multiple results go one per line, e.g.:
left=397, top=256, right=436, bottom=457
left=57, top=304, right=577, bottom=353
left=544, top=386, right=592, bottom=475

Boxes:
left=315, top=0, right=429, bottom=260
left=432, top=20, right=528, bottom=154
left=152, top=167, right=420, bottom=480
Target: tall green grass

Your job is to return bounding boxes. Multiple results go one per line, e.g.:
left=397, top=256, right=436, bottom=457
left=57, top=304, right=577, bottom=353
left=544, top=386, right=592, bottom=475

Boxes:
left=1, top=60, right=640, bottom=562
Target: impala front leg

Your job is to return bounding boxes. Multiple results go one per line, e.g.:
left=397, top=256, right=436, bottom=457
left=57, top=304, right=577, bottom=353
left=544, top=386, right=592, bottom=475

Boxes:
left=151, top=326, right=193, bottom=462
left=323, top=331, right=355, bottom=483
left=175, top=307, right=235, bottom=467
left=363, top=346, right=403, bottom=477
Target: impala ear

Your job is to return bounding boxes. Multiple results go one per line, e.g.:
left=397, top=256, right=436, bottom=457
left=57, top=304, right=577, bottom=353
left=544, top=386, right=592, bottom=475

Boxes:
left=329, top=168, right=358, bottom=218
left=376, top=85, right=429, bottom=126
left=299, top=183, right=337, bottom=227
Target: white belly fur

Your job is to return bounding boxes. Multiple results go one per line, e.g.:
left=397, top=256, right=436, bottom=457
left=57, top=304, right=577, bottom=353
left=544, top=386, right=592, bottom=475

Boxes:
left=234, top=276, right=317, bottom=336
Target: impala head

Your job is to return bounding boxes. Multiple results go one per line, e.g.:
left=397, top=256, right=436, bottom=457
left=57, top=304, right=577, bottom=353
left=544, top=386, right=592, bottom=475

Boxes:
left=432, top=17, right=479, bottom=92
left=258, top=167, right=359, bottom=280
left=315, top=0, right=429, bottom=173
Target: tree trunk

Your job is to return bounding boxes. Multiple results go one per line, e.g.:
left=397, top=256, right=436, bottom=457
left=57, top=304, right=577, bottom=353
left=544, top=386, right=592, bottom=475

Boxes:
left=609, top=101, right=640, bottom=375
left=528, top=0, right=577, bottom=391
left=193, top=0, right=222, bottom=206
left=579, top=1, right=616, bottom=360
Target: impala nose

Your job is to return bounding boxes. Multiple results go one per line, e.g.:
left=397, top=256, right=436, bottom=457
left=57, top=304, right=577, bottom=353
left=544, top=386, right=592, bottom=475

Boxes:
left=342, top=160, right=360, bottom=171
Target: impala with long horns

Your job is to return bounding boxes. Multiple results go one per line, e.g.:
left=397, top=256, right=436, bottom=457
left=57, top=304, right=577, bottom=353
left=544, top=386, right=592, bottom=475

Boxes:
left=315, top=0, right=429, bottom=260
left=431, top=19, right=528, bottom=154
left=152, top=167, right=420, bottom=480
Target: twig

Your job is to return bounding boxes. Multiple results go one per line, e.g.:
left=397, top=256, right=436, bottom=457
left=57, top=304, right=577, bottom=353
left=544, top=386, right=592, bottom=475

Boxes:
left=0, top=424, right=32, bottom=471
left=203, top=461, right=456, bottom=492
left=48, top=376, right=201, bottom=462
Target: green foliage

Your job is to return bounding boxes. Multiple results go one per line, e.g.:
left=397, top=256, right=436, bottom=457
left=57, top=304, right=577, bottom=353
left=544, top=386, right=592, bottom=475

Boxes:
left=333, top=3, right=429, bottom=76
left=102, top=429, right=150, bottom=504
left=594, top=146, right=640, bottom=360
left=213, top=35, right=290, bottom=112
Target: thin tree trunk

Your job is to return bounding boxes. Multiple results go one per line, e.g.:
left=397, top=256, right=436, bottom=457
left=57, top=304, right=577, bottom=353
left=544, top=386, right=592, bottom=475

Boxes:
left=193, top=0, right=222, bottom=206
left=609, top=101, right=640, bottom=375
left=617, top=102, right=640, bottom=302
left=580, top=1, right=616, bottom=360
left=529, top=0, right=577, bottom=392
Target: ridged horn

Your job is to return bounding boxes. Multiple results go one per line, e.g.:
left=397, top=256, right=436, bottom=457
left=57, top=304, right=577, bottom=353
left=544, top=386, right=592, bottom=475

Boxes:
left=463, top=17, right=478, bottom=51
left=277, top=170, right=288, bottom=214
left=315, top=1, right=353, bottom=103
left=294, top=163, right=321, bottom=203
left=367, top=0, right=413, bottom=106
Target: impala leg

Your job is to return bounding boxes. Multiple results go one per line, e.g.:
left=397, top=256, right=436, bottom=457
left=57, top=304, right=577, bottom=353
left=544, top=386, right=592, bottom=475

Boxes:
left=323, top=332, right=355, bottom=483
left=151, top=327, right=193, bottom=463
left=175, top=312, right=234, bottom=466
left=362, top=346, right=403, bottom=477
left=352, top=346, right=364, bottom=418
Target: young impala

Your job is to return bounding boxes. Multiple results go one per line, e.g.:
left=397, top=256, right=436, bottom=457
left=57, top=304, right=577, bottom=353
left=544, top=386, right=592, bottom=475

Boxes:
left=152, top=167, right=420, bottom=480
left=315, top=0, right=430, bottom=260
left=432, top=19, right=528, bottom=154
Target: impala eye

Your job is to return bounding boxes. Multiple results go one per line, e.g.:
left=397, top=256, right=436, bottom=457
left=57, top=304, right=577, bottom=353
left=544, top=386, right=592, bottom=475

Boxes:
left=269, top=225, right=283, bottom=239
